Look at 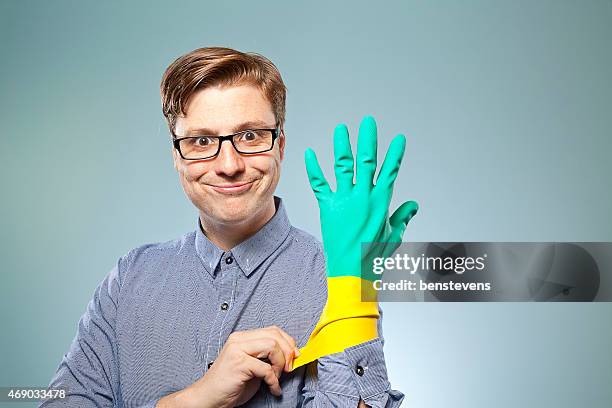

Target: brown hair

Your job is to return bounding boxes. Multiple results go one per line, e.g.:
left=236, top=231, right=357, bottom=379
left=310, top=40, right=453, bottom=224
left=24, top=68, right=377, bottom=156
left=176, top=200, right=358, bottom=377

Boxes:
left=160, top=47, right=287, bottom=134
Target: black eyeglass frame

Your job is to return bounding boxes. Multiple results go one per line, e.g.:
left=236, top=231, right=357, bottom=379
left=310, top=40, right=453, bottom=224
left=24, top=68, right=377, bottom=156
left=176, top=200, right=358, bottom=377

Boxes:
left=171, top=126, right=281, bottom=160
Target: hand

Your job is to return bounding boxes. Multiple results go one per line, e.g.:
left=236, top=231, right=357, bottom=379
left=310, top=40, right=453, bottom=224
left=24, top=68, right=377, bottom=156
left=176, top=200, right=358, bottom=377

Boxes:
left=292, top=116, right=418, bottom=369
left=306, top=115, right=418, bottom=278
left=157, top=326, right=299, bottom=408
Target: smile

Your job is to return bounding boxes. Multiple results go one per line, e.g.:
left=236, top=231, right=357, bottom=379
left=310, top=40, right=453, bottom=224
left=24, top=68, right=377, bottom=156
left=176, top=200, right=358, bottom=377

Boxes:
left=207, top=181, right=255, bottom=195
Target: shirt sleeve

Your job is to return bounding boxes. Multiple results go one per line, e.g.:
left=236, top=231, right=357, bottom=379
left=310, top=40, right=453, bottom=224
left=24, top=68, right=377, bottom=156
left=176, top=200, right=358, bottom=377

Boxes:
left=39, top=258, right=151, bottom=407
left=299, top=305, right=405, bottom=407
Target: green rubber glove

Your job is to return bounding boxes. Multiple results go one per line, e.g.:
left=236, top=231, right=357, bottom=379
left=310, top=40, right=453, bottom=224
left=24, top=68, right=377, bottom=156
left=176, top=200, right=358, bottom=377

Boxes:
left=292, top=115, right=418, bottom=369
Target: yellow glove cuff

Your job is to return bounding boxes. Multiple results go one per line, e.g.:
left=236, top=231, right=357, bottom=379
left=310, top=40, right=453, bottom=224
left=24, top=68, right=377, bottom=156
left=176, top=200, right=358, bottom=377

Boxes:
left=292, top=276, right=379, bottom=370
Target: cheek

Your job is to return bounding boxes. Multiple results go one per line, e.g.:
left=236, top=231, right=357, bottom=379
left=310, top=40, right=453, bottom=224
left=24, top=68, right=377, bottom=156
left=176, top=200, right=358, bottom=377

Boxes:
left=250, top=155, right=280, bottom=179
left=180, top=162, right=209, bottom=182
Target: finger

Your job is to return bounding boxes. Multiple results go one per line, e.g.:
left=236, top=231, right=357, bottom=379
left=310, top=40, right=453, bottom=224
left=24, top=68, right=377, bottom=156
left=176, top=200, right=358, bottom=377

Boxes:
left=266, top=326, right=298, bottom=371
left=246, top=357, right=282, bottom=397
left=333, top=123, right=354, bottom=192
left=232, top=327, right=296, bottom=350
left=305, top=148, right=332, bottom=198
left=389, top=200, right=419, bottom=242
left=355, top=115, right=378, bottom=188
left=266, top=326, right=296, bottom=350
left=240, top=337, right=287, bottom=379
left=229, top=328, right=296, bottom=371
left=376, top=134, right=406, bottom=191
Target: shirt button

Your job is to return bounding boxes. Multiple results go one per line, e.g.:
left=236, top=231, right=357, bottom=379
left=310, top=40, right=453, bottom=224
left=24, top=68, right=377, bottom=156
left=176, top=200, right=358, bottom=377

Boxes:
left=220, top=302, right=229, bottom=311
left=225, top=256, right=233, bottom=264
left=207, top=360, right=214, bottom=369
left=355, top=365, right=365, bottom=376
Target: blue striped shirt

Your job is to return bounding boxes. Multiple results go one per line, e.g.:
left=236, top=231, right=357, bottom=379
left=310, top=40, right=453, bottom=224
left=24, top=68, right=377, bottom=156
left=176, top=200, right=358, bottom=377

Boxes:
left=42, top=197, right=404, bottom=407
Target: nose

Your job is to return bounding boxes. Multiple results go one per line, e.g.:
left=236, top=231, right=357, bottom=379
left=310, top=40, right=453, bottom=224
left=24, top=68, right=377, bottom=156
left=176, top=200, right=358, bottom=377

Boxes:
left=214, top=139, right=246, bottom=177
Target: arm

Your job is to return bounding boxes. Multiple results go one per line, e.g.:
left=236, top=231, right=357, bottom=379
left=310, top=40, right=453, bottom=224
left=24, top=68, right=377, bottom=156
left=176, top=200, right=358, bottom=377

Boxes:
left=296, top=116, right=417, bottom=407
left=300, top=307, right=405, bottom=408
left=40, top=260, right=127, bottom=407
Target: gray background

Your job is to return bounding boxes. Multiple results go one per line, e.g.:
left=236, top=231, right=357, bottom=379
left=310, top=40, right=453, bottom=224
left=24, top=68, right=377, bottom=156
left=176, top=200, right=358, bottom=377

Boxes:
left=1, top=0, right=611, bottom=407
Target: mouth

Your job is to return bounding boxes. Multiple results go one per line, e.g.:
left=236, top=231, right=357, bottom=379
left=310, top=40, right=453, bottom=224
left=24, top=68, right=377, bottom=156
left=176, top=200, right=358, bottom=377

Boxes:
left=206, top=180, right=255, bottom=195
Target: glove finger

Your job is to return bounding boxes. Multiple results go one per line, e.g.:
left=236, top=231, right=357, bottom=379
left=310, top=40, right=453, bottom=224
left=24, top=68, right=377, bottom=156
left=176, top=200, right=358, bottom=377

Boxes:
left=355, top=115, right=377, bottom=189
left=376, top=134, right=406, bottom=191
left=333, top=123, right=355, bottom=192
left=389, top=200, right=419, bottom=242
left=305, top=148, right=332, bottom=199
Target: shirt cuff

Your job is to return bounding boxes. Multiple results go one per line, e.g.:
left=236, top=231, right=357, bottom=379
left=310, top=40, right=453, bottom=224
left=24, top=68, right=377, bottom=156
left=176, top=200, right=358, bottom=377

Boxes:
left=344, top=338, right=395, bottom=401
left=316, top=337, right=403, bottom=405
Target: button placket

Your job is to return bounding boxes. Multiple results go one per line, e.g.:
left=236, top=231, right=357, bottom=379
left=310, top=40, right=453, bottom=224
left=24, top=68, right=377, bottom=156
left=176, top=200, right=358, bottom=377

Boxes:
left=219, top=253, right=235, bottom=311
left=204, top=252, right=238, bottom=370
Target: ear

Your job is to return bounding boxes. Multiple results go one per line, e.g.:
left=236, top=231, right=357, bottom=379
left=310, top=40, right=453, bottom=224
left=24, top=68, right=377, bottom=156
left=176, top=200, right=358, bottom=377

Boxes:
left=278, top=129, right=286, bottom=161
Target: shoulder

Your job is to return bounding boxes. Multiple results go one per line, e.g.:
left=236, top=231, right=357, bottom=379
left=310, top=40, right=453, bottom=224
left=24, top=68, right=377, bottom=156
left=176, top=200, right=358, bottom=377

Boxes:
left=283, top=226, right=327, bottom=285
left=116, top=231, right=197, bottom=285
left=284, top=226, right=326, bottom=270
left=286, top=226, right=324, bottom=255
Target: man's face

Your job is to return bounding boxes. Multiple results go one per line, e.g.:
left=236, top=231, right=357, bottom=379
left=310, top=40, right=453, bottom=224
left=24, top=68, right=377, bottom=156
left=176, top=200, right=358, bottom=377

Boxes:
left=172, top=83, right=285, bottom=226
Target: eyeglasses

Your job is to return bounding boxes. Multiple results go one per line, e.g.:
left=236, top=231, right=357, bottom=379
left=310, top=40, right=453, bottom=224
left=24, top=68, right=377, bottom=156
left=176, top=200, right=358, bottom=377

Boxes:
left=172, top=126, right=280, bottom=160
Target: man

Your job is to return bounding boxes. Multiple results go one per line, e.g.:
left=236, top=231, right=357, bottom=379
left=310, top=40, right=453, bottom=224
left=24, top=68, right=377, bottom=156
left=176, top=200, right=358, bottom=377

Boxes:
left=43, top=47, right=414, bottom=407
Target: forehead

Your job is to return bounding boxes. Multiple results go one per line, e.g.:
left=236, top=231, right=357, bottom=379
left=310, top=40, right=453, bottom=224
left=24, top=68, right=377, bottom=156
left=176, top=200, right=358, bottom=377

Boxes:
left=176, top=83, right=275, bottom=135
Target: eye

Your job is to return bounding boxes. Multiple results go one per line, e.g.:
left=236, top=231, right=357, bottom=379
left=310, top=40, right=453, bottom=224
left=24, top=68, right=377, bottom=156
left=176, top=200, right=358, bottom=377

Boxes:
left=195, top=136, right=215, bottom=146
left=241, top=131, right=259, bottom=142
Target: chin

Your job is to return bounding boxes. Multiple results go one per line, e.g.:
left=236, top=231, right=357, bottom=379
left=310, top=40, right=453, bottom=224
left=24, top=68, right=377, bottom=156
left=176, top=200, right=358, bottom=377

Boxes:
left=216, top=210, right=251, bottom=224
left=209, top=202, right=254, bottom=224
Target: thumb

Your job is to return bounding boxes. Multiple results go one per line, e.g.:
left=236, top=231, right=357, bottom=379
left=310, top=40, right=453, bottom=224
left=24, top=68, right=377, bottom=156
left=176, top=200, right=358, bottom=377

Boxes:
left=389, top=200, right=419, bottom=242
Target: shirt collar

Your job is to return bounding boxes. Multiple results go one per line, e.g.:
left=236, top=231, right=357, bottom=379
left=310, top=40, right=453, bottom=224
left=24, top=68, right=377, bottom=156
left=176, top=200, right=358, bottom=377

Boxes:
left=195, top=196, right=292, bottom=278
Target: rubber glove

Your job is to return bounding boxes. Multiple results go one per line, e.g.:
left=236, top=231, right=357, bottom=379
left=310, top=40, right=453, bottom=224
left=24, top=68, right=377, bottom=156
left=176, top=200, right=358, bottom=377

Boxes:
left=292, top=115, right=418, bottom=369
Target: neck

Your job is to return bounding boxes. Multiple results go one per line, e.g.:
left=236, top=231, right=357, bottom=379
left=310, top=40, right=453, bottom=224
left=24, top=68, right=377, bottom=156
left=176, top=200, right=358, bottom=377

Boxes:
left=200, top=198, right=277, bottom=251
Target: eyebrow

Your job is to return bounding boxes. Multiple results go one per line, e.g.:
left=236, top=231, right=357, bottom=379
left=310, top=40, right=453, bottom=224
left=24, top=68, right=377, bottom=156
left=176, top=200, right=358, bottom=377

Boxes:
left=183, top=120, right=274, bottom=136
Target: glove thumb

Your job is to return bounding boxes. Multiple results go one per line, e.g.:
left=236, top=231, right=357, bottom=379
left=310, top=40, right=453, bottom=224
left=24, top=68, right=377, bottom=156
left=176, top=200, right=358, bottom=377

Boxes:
left=389, top=200, right=419, bottom=243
